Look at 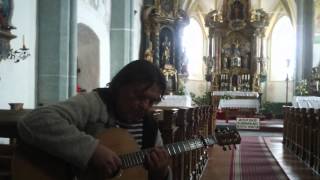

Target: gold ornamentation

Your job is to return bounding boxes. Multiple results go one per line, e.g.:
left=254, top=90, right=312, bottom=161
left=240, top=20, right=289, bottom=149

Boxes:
left=162, top=64, right=176, bottom=77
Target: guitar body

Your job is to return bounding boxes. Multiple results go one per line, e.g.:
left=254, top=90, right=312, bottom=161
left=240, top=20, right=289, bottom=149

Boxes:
left=12, top=128, right=148, bottom=180
left=12, top=145, right=70, bottom=180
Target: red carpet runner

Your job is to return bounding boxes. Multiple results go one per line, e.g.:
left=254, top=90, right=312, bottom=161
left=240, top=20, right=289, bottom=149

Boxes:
left=229, top=136, right=288, bottom=180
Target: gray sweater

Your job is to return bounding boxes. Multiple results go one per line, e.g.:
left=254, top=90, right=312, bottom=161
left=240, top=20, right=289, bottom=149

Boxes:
left=18, top=91, right=164, bottom=170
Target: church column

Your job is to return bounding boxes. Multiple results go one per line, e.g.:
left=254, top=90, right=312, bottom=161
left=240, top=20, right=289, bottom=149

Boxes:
left=69, top=0, right=78, bottom=97
left=296, top=0, right=314, bottom=81
left=110, top=0, right=134, bottom=77
left=208, top=29, right=214, bottom=72
left=37, top=0, right=76, bottom=106
left=214, top=31, right=222, bottom=74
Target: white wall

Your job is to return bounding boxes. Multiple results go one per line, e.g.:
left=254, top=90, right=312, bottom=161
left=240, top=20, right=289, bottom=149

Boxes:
left=78, top=0, right=111, bottom=87
left=266, top=81, right=294, bottom=103
left=131, top=0, right=143, bottom=60
left=185, top=80, right=208, bottom=96
left=0, top=0, right=37, bottom=109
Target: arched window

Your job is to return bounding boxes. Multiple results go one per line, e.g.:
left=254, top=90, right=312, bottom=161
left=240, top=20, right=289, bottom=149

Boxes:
left=182, top=18, right=204, bottom=80
left=270, top=16, right=296, bottom=81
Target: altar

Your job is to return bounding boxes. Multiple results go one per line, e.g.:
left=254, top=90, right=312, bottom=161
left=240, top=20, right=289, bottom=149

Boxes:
left=213, top=91, right=260, bottom=122
left=204, top=0, right=268, bottom=122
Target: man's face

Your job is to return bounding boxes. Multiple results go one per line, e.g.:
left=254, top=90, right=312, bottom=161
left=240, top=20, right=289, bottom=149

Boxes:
left=115, top=83, right=162, bottom=123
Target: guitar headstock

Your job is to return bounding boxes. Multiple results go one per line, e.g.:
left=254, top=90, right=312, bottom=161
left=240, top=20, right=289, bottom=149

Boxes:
left=214, top=125, right=241, bottom=151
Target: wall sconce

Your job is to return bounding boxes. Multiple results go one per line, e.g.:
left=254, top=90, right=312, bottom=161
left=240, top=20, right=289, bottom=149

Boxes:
left=7, top=35, right=31, bottom=63
left=0, top=35, right=30, bottom=63
left=0, top=0, right=30, bottom=63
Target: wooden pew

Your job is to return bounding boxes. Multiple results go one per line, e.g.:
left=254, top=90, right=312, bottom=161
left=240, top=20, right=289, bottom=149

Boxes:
left=304, top=108, right=313, bottom=165
left=175, top=108, right=188, bottom=180
left=0, top=109, right=31, bottom=180
left=297, top=108, right=306, bottom=158
left=157, top=108, right=179, bottom=180
left=154, top=106, right=216, bottom=180
left=315, top=109, right=320, bottom=173
left=282, top=106, right=290, bottom=148
left=185, top=107, right=195, bottom=180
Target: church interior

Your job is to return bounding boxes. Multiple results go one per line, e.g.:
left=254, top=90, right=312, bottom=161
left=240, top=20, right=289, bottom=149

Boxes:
left=1, top=0, right=320, bottom=179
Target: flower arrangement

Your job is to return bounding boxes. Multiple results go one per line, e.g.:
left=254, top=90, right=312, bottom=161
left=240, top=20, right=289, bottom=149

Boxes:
left=295, top=79, right=309, bottom=96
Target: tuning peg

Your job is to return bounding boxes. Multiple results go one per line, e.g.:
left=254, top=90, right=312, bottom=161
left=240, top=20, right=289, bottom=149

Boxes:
left=233, top=144, right=237, bottom=149
left=228, top=145, right=232, bottom=150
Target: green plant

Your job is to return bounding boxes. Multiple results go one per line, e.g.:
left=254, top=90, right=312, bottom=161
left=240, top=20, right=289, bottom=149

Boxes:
left=190, top=91, right=212, bottom=106
left=259, top=74, right=267, bottom=83
left=176, top=83, right=186, bottom=95
left=295, top=79, right=309, bottom=96
left=260, top=102, right=288, bottom=119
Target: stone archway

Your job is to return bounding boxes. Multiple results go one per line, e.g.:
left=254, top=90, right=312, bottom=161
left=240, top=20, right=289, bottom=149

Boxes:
left=77, top=23, right=100, bottom=92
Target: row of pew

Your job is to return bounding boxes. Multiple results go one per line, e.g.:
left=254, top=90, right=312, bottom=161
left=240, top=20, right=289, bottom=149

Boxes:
left=283, top=106, right=320, bottom=174
left=0, top=109, right=30, bottom=180
left=153, top=106, right=216, bottom=180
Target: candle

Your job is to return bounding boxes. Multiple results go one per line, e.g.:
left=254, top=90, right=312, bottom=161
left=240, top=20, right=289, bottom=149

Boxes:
left=22, top=35, right=26, bottom=49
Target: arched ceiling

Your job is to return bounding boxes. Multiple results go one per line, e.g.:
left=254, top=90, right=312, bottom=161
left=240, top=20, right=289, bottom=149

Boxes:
left=183, top=0, right=284, bottom=14
left=180, top=0, right=297, bottom=37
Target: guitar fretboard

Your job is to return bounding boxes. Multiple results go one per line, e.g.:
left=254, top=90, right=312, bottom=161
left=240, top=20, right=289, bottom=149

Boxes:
left=119, top=136, right=215, bottom=169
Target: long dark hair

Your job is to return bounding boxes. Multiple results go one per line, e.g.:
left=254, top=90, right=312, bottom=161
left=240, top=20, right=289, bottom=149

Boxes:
left=108, top=60, right=166, bottom=98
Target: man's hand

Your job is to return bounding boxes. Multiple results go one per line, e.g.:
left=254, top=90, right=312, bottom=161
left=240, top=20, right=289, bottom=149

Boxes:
left=145, top=147, right=170, bottom=180
left=89, top=143, right=122, bottom=179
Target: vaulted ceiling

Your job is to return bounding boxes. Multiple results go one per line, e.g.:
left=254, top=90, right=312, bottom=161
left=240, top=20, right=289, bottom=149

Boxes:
left=179, top=0, right=297, bottom=37
left=181, top=0, right=294, bottom=15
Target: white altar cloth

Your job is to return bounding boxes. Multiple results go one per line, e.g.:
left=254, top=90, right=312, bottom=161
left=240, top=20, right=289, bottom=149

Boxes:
left=212, top=91, right=259, bottom=98
left=218, top=99, right=260, bottom=112
left=292, top=96, right=320, bottom=109
left=154, top=95, right=192, bottom=108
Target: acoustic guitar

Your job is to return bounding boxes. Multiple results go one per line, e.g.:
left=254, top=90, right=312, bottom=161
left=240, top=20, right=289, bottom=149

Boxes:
left=12, top=126, right=241, bottom=180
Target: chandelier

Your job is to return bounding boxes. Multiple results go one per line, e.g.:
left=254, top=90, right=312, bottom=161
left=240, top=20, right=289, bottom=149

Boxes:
left=0, top=35, right=30, bottom=63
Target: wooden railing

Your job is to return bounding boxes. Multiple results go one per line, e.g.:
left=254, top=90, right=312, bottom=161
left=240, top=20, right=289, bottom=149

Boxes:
left=283, top=106, right=320, bottom=174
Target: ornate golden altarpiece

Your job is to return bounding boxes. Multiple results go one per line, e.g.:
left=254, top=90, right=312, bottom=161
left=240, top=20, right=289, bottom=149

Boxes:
left=142, top=0, right=189, bottom=94
left=204, top=0, right=269, bottom=93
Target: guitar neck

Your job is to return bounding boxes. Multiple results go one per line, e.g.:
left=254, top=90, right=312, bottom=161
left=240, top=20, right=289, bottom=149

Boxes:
left=119, top=136, right=216, bottom=169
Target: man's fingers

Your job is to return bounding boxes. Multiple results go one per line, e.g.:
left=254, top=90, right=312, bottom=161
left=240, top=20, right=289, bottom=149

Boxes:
left=112, top=155, right=122, bottom=167
left=150, top=150, right=160, bottom=165
left=146, top=153, right=152, bottom=166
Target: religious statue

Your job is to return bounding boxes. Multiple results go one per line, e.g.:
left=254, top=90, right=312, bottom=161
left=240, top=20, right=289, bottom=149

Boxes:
left=230, top=41, right=241, bottom=67
left=161, top=36, right=171, bottom=65
left=230, top=0, right=244, bottom=20
left=144, top=40, right=153, bottom=63
left=242, top=53, right=249, bottom=69
left=223, top=56, right=228, bottom=69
